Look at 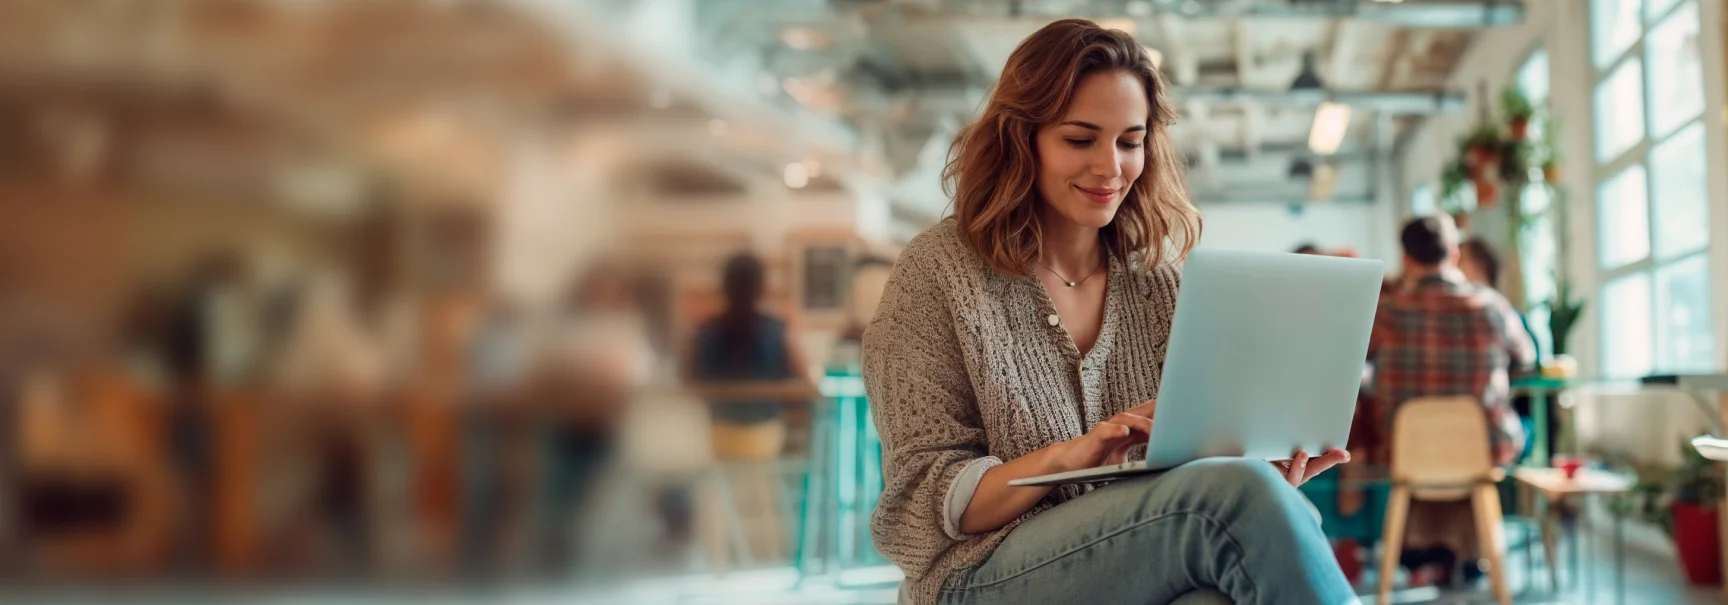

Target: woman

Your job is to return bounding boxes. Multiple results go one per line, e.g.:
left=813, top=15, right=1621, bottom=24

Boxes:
left=863, top=20, right=1354, bottom=605
left=688, top=253, right=809, bottom=461
left=535, top=260, right=655, bottom=572
left=685, top=253, right=810, bottom=559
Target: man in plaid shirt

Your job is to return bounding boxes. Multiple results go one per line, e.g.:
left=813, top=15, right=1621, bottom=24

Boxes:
left=1367, top=214, right=1536, bottom=585
left=1371, top=215, right=1536, bottom=464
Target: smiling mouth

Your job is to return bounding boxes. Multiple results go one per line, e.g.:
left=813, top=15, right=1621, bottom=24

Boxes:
left=1075, top=185, right=1118, bottom=203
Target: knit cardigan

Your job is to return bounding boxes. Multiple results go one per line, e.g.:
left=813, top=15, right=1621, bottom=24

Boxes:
left=863, top=219, right=1181, bottom=604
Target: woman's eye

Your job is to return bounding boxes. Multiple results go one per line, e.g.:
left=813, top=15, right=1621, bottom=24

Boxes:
left=1118, top=141, right=1145, bottom=150
left=1064, top=138, right=1093, bottom=148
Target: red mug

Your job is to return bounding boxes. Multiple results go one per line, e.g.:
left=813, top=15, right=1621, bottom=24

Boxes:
left=1554, top=455, right=1583, bottom=479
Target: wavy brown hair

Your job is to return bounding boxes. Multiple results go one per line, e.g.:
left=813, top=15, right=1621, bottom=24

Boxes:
left=944, top=18, right=1200, bottom=274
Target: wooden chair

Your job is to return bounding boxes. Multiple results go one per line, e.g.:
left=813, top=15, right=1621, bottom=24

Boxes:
left=1377, top=397, right=1510, bottom=605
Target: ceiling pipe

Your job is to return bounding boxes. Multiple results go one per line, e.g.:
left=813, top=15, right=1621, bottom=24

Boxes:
left=1177, top=86, right=1465, bottom=114
left=900, top=0, right=1525, bottom=28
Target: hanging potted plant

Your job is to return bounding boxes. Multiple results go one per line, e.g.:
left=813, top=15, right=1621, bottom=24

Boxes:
left=1463, top=125, right=1505, bottom=174
left=1500, top=86, right=1537, bottom=141
left=1540, top=116, right=1563, bottom=183
left=1438, top=159, right=1474, bottom=229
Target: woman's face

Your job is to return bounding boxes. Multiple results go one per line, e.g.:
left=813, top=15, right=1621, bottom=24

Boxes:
left=1033, top=70, right=1149, bottom=231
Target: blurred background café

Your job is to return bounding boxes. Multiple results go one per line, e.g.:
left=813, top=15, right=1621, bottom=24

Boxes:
left=0, top=0, right=1726, bottom=603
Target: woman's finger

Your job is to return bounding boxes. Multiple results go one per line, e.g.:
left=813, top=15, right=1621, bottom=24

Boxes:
left=1087, top=421, right=1135, bottom=444
left=1302, top=449, right=1352, bottom=482
left=1127, top=398, right=1158, bottom=417
left=1286, top=451, right=1310, bottom=485
left=1108, top=412, right=1153, bottom=436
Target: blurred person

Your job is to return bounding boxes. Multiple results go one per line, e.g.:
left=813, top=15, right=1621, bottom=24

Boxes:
left=260, top=273, right=390, bottom=576
left=1370, top=217, right=1536, bottom=587
left=533, top=260, right=655, bottom=573
left=457, top=297, right=533, bottom=579
left=159, top=250, right=256, bottom=572
left=1457, top=238, right=1501, bottom=290
left=687, top=253, right=810, bottom=459
left=1457, top=237, right=1551, bottom=464
left=1292, top=242, right=1322, bottom=255
left=684, top=252, right=811, bottom=562
left=863, top=20, right=1353, bottom=605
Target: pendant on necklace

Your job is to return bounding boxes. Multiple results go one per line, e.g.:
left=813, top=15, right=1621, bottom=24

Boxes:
left=1065, top=281, right=1076, bottom=287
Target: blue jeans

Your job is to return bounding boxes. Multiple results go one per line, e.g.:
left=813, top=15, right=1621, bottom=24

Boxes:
left=939, top=458, right=1358, bottom=605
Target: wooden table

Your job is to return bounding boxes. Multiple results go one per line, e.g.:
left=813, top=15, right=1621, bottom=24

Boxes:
left=1513, top=467, right=1634, bottom=605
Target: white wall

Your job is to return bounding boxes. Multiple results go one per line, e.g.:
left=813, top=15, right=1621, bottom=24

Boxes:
left=1198, top=203, right=1389, bottom=260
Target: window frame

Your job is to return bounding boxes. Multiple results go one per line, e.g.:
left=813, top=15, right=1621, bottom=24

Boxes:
left=1589, top=0, right=1715, bottom=376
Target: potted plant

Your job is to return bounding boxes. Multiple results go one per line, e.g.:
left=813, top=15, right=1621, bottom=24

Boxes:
left=1667, top=442, right=1723, bottom=584
left=1438, top=159, right=1475, bottom=228
left=1540, top=115, right=1563, bottom=183
left=1545, top=273, right=1587, bottom=359
left=1500, top=86, right=1537, bottom=141
left=1463, top=125, right=1505, bottom=173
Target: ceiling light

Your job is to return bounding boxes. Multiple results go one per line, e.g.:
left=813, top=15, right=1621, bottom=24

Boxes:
left=1307, top=102, right=1351, bottom=156
left=708, top=119, right=729, bottom=137
left=802, top=158, right=822, bottom=179
left=784, top=162, right=809, bottom=189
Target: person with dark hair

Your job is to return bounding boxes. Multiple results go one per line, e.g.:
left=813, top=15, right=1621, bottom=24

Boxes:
left=1371, top=216, right=1536, bottom=587
left=1457, top=237, right=1552, bottom=466
left=533, top=260, right=655, bottom=573
left=1457, top=238, right=1501, bottom=290
left=1292, top=242, right=1322, bottom=255
left=684, top=252, right=809, bottom=561
left=688, top=252, right=809, bottom=459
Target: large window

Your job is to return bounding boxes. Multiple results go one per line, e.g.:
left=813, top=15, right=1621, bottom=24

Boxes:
left=1590, top=0, right=1715, bottom=376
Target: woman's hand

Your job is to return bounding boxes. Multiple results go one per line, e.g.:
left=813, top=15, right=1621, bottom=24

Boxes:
left=1048, top=399, right=1155, bottom=473
left=1274, top=448, right=1352, bottom=487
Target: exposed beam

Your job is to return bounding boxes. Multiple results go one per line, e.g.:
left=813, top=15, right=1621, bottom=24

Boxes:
left=901, top=1, right=1525, bottom=28
left=1185, top=99, right=1220, bottom=189
left=1153, top=14, right=1197, bottom=85
left=1378, top=29, right=1415, bottom=91
left=1231, top=18, right=1261, bottom=158
left=1327, top=20, right=1363, bottom=89
left=1176, top=87, right=1465, bottom=114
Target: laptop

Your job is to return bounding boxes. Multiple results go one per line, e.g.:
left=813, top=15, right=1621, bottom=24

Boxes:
left=1009, top=248, right=1384, bottom=487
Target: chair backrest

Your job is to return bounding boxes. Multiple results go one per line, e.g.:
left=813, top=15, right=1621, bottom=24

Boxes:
left=1390, top=397, right=1497, bottom=489
left=619, top=388, right=714, bottom=474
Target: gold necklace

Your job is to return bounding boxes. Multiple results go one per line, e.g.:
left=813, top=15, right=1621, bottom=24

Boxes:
left=1034, top=259, right=1101, bottom=288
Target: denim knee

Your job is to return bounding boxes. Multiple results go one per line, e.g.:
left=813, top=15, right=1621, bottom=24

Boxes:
left=1162, top=458, right=1292, bottom=513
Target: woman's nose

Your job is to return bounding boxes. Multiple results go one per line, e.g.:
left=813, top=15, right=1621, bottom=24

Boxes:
left=1092, top=147, right=1123, bottom=178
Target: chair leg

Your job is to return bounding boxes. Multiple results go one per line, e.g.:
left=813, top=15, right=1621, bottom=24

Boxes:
left=1542, top=502, right=1560, bottom=593
left=1378, top=485, right=1411, bottom=604
left=1473, top=483, right=1511, bottom=605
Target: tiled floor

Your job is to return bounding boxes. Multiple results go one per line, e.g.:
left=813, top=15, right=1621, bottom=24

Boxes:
left=0, top=520, right=1717, bottom=604
left=574, top=517, right=1723, bottom=604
